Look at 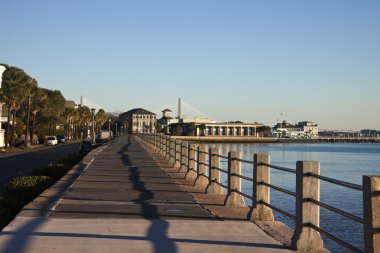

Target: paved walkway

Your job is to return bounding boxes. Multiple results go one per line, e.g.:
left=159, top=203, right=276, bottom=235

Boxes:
left=0, top=135, right=293, bottom=253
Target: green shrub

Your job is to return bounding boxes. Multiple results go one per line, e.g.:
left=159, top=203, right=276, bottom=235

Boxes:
left=5, top=176, right=54, bottom=202
left=33, top=163, right=68, bottom=181
left=32, top=153, right=84, bottom=181
left=0, top=151, right=85, bottom=230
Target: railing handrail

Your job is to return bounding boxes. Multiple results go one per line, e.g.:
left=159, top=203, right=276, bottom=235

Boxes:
left=309, top=172, right=363, bottom=191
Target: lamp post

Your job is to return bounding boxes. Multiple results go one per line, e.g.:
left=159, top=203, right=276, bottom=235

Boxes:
left=115, top=123, right=118, bottom=136
left=108, top=119, right=111, bottom=140
left=91, top=108, right=96, bottom=144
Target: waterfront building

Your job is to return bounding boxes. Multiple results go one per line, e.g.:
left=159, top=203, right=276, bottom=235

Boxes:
left=119, top=108, right=157, bottom=134
left=170, top=122, right=262, bottom=137
left=158, top=109, right=177, bottom=127
left=271, top=121, right=318, bottom=138
left=158, top=105, right=216, bottom=134
left=296, top=121, right=318, bottom=136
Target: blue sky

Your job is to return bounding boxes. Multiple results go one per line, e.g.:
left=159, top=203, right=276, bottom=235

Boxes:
left=1, top=0, right=379, bottom=130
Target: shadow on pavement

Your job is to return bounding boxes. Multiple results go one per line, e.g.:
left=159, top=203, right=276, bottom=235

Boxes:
left=119, top=135, right=177, bottom=253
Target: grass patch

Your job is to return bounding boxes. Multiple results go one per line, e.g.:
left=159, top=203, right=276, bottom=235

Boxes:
left=0, top=152, right=85, bottom=230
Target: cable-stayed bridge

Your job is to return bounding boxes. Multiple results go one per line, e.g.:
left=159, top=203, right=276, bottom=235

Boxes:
left=154, top=98, right=214, bottom=120
left=77, top=96, right=109, bottom=112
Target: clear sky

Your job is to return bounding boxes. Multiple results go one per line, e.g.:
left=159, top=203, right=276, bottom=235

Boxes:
left=1, top=0, right=379, bottom=130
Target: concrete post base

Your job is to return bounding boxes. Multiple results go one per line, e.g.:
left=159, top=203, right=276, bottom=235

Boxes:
left=251, top=205, right=274, bottom=221
left=186, top=171, right=197, bottom=182
left=195, top=176, right=209, bottom=189
left=225, top=193, right=245, bottom=207
left=207, top=183, right=224, bottom=195
left=291, top=228, right=324, bottom=251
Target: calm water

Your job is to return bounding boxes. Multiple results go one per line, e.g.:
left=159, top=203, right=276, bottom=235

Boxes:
left=204, top=143, right=380, bottom=253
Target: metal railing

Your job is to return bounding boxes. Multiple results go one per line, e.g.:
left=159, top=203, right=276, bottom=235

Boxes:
left=137, top=133, right=379, bottom=253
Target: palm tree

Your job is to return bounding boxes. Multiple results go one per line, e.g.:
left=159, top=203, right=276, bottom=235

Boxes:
left=62, top=107, right=75, bottom=140
left=0, top=67, right=36, bottom=148
left=29, top=87, right=48, bottom=144
left=76, top=106, right=92, bottom=139
left=95, top=109, right=107, bottom=132
left=44, top=90, right=65, bottom=135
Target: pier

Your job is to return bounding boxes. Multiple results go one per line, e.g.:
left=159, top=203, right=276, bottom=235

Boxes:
left=0, top=135, right=293, bottom=253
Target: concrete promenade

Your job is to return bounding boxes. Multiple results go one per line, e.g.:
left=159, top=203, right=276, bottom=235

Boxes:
left=0, top=135, right=293, bottom=253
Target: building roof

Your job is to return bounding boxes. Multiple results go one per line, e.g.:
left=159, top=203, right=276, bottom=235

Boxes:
left=65, top=100, right=76, bottom=108
left=162, top=109, right=172, bottom=112
left=120, top=108, right=156, bottom=116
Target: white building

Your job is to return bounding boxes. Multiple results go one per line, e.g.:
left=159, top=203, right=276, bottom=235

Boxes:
left=271, top=121, right=318, bottom=138
left=119, top=108, right=157, bottom=134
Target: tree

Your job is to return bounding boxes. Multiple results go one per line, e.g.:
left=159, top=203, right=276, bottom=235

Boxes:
left=29, top=87, right=48, bottom=144
left=156, top=122, right=163, bottom=132
left=172, top=124, right=183, bottom=136
left=0, top=66, right=37, bottom=148
left=256, top=126, right=271, bottom=133
left=76, top=106, right=92, bottom=139
left=188, top=123, right=196, bottom=136
left=44, top=90, right=65, bottom=135
left=95, top=109, right=107, bottom=132
left=62, top=107, right=75, bottom=140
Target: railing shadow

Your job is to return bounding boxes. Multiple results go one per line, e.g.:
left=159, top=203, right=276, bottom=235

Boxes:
left=118, top=135, right=177, bottom=253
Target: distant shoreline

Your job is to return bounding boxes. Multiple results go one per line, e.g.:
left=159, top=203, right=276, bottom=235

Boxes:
left=170, top=136, right=380, bottom=144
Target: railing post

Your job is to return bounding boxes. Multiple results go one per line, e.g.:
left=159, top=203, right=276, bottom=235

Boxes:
left=363, top=175, right=380, bottom=253
left=165, top=135, right=170, bottom=160
left=158, top=134, right=162, bottom=153
left=207, top=148, right=224, bottom=195
left=162, top=134, right=168, bottom=158
left=179, top=142, right=188, bottom=173
left=169, top=139, right=175, bottom=163
left=174, top=140, right=180, bottom=168
left=225, top=151, right=245, bottom=207
left=291, top=161, right=324, bottom=251
left=252, top=153, right=274, bottom=221
left=164, top=136, right=168, bottom=159
left=187, top=144, right=197, bottom=181
left=196, top=146, right=209, bottom=188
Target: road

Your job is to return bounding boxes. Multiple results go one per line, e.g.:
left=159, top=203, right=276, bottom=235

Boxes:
left=0, top=143, right=80, bottom=190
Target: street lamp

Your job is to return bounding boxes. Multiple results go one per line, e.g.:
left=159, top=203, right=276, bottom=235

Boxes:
left=108, top=119, right=111, bottom=140
left=115, top=123, right=118, bottom=136
left=91, top=108, right=96, bottom=144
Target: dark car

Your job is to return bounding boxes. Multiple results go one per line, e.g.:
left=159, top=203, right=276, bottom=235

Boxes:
left=56, top=135, right=67, bottom=144
left=80, top=140, right=92, bottom=153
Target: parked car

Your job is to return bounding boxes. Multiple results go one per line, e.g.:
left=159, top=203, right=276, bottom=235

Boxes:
left=45, top=136, right=58, bottom=146
left=56, top=135, right=67, bottom=144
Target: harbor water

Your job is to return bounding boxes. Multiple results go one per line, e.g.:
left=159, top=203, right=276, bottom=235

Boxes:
left=205, top=143, right=380, bottom=253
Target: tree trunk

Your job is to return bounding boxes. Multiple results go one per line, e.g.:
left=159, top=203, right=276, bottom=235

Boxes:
left=5, top=106, right=11, bottom=149
left=11, top=109, right=16, bottom=148
left=30, top=112, right=36, bottom=145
